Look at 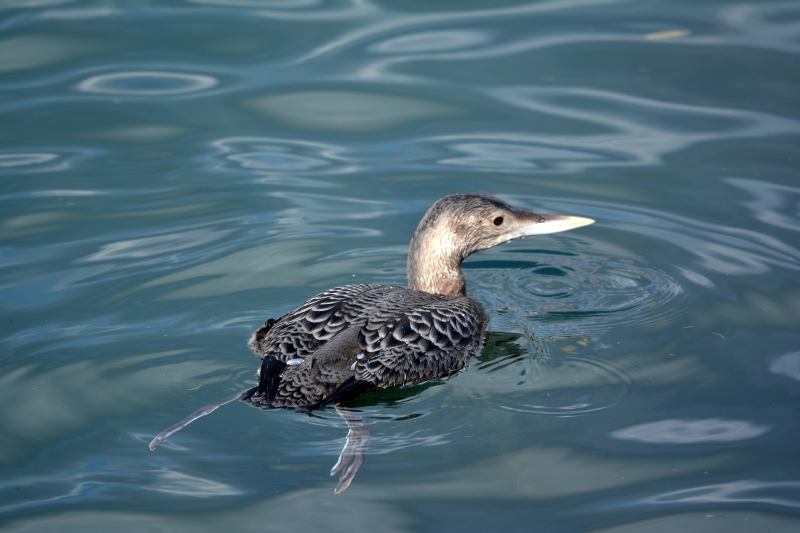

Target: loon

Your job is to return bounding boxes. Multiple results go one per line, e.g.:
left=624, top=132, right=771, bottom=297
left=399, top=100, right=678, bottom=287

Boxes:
left=149, top=193, right=593, bottom=492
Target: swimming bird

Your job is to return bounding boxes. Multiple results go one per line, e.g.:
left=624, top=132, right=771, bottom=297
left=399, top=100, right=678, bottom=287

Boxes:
left=150, top=193, right=593, bottom=492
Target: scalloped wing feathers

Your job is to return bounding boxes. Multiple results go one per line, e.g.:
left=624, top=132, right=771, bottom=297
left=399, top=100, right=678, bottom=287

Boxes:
left=248, top=284, right=489, bottom=408
left=248, top=284, right=393, bottom=361
left=355, top=297, right=487, bottom=389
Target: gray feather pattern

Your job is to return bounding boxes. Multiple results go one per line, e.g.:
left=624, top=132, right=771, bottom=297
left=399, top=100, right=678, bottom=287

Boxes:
left=248, top=284, right=489, bottom=408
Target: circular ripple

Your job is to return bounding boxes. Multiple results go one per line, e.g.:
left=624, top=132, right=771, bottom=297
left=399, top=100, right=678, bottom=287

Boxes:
left=77, top=71, right=218, bottom=96
left=487, top=352, right=643, bottom=418
left=465, top=241, right=699, bottom=419
left=471, top=330, right=651, bottom=419
left=205, top=137, right=353, bottom=178
left=470, top=253, right=690, bottom=339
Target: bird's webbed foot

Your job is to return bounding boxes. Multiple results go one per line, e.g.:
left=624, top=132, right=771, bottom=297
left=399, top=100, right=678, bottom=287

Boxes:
left=330, top=405, right=372, bottom=493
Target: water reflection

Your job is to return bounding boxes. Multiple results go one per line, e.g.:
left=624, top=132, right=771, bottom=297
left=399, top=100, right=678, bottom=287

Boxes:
left=269, top=191, right=394, bottom=222
left=229, top=88, right=800, bottom=174
left=593, top=511, right=800, bottom=532
left=0, top=35, right=90, bottom=73
left=0, top=188, right=105, bottom=200
left=439, top=141, right=603, bottom=171
left=0, top=153, right=57, bottom=167
left=131, top=237, right=394, bottom=301
left=189, top=0, right=322, bottom=7
left=83, top=229, right=231, bottom=262
left=727, top=178, right=800, bottom=232
left=611, top=419, right=769, bottom=444
left=0, top=0, right=71, bottom=11
left=0, top=148, right=98, bottom=174
left=202, top=118, right=797, bottom=181
left=0, top=463, right=240, bottom=514
left=148, top=468, right=242, bottom=497
left=246, top=91, right=457, bottom=132
left=489, top=87, right=800, bottom=170
left=371, top=30, right=491, bottom=53
left=2, top=487, right=414, bottom=533
left=646, top=479, right=800, bottom=509
left=770, top=351, right=800, bottom=382
left=77, top=71, right=218, bottom=96
left=374, top=446, right=728, bottom=500
left=207, top=136, right=355, bottom=179
left=304, top=430, right=449, bottom=457
left=719, top=2, right=800, bottom=54
left=0, top=349, right=225, bottom=464
left=89, top=124, right=187, bottom=143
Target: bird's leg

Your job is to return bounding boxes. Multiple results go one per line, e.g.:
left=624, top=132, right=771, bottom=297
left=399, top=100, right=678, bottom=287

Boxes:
left=330, top=404, right=372, bottom=493
left=149, top=386, right=257, bottom=451
left=522, top=325, right=549, bottom=358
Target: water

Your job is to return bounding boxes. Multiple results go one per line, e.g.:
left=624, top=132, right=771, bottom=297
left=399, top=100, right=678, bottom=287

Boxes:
left=1, top=0, right=799, bottom=531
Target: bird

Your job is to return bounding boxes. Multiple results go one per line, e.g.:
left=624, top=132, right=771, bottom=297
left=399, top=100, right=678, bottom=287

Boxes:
left=149, top=193, right=594, bottom=492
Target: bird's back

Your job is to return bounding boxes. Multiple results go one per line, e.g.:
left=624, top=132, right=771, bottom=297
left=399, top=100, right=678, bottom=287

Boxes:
left=248, top=284, right=489, bottom=408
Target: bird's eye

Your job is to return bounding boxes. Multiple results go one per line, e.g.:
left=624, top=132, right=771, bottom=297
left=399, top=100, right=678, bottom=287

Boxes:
left=493, top=216, right=504, bottom=226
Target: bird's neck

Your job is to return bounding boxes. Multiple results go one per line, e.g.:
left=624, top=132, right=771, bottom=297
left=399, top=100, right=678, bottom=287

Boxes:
left=407, top=226, right=467, bottom=297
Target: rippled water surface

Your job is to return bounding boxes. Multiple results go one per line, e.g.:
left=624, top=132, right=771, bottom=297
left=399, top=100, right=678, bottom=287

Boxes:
left=2, top=0, right=799, bottom=531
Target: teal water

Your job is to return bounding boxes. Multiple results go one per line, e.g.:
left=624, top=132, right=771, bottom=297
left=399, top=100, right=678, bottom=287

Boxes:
left=2, top=0, right=800, bottom=531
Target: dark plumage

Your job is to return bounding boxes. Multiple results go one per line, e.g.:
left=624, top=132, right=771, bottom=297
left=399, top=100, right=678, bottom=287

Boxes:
left=247, top=285, right=488, bottom=409
left=150, top=193, right=593, bottom=492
